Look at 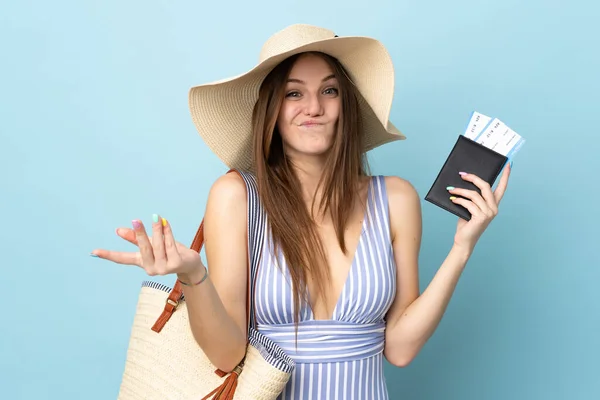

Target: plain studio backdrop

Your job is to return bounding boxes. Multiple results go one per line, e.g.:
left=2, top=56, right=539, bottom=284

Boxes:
left=1, top=0, right=598, bottom=399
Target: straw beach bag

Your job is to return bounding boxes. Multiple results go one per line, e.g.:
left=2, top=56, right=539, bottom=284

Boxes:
left=117, top=170, right=295, bottom=400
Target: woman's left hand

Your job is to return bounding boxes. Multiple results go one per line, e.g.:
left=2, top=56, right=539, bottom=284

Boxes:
left=448, top=162, right=512, bottom=254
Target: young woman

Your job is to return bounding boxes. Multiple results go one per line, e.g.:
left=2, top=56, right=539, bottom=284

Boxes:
left=92, top=24, right=511, bottom=399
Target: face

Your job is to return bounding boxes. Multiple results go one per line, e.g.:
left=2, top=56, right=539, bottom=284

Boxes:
left=276, top=53, right=341, bottom=160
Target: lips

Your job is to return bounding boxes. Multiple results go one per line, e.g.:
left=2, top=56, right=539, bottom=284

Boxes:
left=298, top=120, right=324, bottom=127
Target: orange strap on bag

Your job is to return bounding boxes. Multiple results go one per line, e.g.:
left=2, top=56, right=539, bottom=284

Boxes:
left=149, top=169, right=255, bottom=399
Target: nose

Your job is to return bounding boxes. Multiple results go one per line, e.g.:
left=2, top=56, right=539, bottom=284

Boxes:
left=303, top=93, right=323, bottom=116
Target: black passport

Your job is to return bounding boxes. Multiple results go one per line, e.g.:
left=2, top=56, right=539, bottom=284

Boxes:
left=425, top=134, right=508, bottom=221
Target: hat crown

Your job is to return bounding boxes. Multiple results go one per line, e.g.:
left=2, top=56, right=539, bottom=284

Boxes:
left=259, top=24, right=337, bottom=62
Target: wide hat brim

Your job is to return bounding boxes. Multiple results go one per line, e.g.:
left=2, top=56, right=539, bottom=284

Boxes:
left=188, top=27, right=405, bottom=171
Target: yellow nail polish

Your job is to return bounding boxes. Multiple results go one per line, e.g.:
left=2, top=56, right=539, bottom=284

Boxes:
left=161, top=217, right=167, bottom=227
left=449, top=196, right=456, bottom=200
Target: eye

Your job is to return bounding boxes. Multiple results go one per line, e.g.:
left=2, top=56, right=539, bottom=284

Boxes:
left=323, top=87, right=339, bottom=95
left=285, top=90, right=301, bottom=98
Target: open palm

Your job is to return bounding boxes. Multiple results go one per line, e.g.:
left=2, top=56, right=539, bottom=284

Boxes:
left=91, top=215, right=201, bottom=277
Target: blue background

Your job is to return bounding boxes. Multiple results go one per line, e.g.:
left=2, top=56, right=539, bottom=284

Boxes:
left=2, top=0, right=598, bottom=398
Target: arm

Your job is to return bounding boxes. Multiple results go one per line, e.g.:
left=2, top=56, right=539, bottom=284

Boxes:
left=91, top=172, right=251, bottom=372
left=178, top=172, right=249, bottom=372
left=383, top=166, right=510, bottom=367
left=383, top=176, right=470, bottom=367
left=382, top=174, right=468, bottom=366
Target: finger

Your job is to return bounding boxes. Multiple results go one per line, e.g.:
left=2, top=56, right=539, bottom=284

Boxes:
left=450, top=195, right=483, bottom=219
left=162, top=217, right=181, bottom=261
left=447, top=186, right=491, bottom=215
left=493, top=161, right=512, bottom=204
left=132, top=219, right=155, bottom=266
left=459, top=171, right=496, bottom=208
left=151, top=214, right=167, bottom=264
left=90, top=249, right=141, bottom=266
left=116, top=227, right=138, bottom=246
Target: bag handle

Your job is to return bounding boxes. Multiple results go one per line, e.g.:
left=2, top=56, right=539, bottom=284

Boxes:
left=147, top=169, right=263, bottom=399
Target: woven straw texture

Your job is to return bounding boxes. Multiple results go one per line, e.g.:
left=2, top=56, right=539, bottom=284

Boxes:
left=188, top=23, right=405, bottom=171
left=118, top=284, right=293, bottom=400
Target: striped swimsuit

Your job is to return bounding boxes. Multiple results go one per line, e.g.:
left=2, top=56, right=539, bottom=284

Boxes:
left=255, top=176, right=397, bottom=399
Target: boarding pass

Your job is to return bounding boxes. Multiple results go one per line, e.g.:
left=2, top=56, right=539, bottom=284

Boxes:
left=462, top=111, right=525, bottom=160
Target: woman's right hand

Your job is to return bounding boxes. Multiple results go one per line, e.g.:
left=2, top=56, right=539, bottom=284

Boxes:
left=91, top=214, right=203, bottom=278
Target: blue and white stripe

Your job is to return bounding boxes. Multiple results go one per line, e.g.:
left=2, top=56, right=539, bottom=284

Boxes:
left=257, top=321, right=385, bottom=363
left=238, top=169, right=267, bottom=330
left=255, top=175, right=397, bottom=399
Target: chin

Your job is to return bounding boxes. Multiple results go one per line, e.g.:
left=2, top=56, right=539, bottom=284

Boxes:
left=287, top=143, right=332, bottom=159
left=299, top=141, right=333, bottom=156
left=282, top=130, right=335, bottom=159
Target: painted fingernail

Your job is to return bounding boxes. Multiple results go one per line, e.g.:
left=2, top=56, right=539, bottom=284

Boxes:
left=161, top=217, right=167, bottom=227
left=458, top=172, right=467, bottom=176
left=132, top=219, right=142, bottom=229
left=449, top=196, right=457, bottom=200
left=152, top=214, right=159, bottom=223
left=446, top=186, right=455, bottom=191
left=90, top=253, right=99, bottom=258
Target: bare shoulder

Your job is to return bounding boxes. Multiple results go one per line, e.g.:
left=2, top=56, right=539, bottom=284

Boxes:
left=203, top=171, right=249, bottom=255
left=383, top=175, right=419, bottom=197
left=382, top=176, right=422, bottom=240
left=206, top=172, right=247, bottom=208
left=204, top=172, right=248, bottom=240
left=203, top=172, right=249, bottom=332
left=383, top=176, right=421, bottom=214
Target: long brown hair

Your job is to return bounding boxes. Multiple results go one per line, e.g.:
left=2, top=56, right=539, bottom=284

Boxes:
left=252, top=51, right=369, bottom=325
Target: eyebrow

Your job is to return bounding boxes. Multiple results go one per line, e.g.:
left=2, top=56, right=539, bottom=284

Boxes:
left=286, top=74, right=337, bottom=84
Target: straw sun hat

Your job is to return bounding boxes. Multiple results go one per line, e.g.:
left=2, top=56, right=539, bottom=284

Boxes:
left=188, top=23, right=406, bottom=171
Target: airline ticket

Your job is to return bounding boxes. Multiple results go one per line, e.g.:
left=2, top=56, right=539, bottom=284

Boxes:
left=463, top=111, right=525, bottom=159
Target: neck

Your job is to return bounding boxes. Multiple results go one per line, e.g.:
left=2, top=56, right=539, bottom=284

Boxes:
left=287, top=153, right=328, bottom=210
